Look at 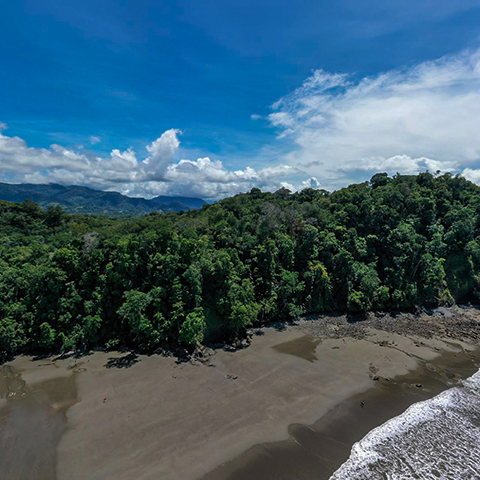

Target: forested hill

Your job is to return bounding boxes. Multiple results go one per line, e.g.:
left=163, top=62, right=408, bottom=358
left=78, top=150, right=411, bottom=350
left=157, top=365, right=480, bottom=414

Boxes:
left=0, top=183, right=206, bottom=215
left=1, top=172, right=480, bottom=358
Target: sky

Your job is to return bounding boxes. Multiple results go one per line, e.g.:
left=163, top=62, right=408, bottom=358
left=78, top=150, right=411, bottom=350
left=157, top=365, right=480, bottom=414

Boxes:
left=2, top=0, right=480, bottom=199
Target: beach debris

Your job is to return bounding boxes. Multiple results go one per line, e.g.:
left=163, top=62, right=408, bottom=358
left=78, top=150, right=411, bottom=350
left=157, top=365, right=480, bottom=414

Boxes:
left=67, top=360, right=79, bottom=370
left=377, top=340, right=393, bottom=347
left=369, top=364, right=379, bottom=374
left=226, top=374, right=238, bottom=380
left=66, top=360, right=86, bottom=373
left=372, top=375, right=380, bottom=381
left=360, top=401, right=365, bottom=408
left=425, top=363, right=436, bottom=372
left=53, top=350, right=75, bottom=361
left=415, top=384, right=423, bottom=388
left=103, top=397, right=106, bottom=403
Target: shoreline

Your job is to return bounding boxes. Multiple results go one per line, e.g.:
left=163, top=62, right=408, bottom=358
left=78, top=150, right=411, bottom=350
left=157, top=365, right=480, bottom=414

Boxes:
left=1, top=307, right=480, bottom=480
left=201, top=347, right=480, bottom=480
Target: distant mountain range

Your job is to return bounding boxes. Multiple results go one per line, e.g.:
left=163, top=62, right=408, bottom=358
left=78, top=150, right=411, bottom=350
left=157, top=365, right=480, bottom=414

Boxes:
left=0, top=183, right=207, bottom=215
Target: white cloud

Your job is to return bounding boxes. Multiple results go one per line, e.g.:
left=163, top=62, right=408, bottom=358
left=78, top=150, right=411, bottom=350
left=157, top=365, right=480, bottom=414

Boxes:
left=302, top=176, right=321, bottom=189
left=143, top=129, right=180, bottom=176
left=0, top=123, right=298, bottom=199
left=0, top=130, right=91, bottom=174
left=108, top=148, right=138, bottom=169
left=268, top=48, right=480, bottom=189
left=280, top=181, right=296, bottom=192
left=89, top=135, right=101, bottom=145
left=462, top=168, right=480, bottom=184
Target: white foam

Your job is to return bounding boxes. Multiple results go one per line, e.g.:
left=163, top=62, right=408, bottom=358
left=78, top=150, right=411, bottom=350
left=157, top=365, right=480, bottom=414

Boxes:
left=330, top=368, right=480, bottom=480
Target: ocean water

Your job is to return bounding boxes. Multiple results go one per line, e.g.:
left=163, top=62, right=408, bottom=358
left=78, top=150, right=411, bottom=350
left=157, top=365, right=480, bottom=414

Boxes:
left=331, top=369, right=480, bottom=480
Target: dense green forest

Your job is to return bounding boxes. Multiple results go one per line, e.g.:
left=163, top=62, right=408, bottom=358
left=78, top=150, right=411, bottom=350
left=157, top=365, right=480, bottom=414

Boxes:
left=1, top=172, right=480, bottom=358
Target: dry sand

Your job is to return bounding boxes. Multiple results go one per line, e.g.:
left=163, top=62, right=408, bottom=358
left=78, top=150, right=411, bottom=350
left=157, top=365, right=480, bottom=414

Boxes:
left=1, top=311, right=479, bottom=480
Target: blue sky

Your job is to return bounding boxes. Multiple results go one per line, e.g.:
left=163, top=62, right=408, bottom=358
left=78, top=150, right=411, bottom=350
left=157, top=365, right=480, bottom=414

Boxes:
left=2, top=0, right=480, bottom=198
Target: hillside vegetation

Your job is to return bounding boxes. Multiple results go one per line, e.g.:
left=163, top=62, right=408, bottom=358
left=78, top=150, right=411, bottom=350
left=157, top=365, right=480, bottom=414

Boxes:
left=0, top=183, right=206, bottom=215
left=1, top=172, right=480, bottom=358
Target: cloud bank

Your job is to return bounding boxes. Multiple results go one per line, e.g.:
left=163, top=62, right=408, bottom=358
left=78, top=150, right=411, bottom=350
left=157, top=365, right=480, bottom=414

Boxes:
left=268, top=48, right=480, bottom=189
left=0, top=123, right=296, bottom=199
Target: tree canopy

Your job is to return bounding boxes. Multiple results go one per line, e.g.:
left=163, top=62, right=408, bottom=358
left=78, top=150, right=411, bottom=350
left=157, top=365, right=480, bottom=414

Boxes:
left=1, top=172, right=479, bottom=358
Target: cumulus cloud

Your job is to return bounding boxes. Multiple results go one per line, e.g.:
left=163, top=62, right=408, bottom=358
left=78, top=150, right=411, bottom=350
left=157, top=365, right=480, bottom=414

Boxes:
left=0, top=124, right=298, bottom=199
left=302, top=176, right=321, bottom=189
left=268, top=48, right=480, bottom=189
left=462, top=168, right=480, bottom=184
left=143, top=129, right=180, bottom=177
left=280, top=181, right=296, bottom=192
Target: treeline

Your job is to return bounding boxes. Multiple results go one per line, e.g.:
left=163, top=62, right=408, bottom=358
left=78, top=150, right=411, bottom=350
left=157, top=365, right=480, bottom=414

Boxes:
left=1, top=172, right=480, bottom=358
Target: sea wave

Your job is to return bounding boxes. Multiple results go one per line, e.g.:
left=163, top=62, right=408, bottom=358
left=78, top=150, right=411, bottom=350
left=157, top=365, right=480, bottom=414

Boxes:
left=330, top=369, right=480, bottom=479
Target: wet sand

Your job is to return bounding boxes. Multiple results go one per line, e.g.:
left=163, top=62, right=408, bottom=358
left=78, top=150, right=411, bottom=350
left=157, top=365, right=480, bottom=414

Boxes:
left=201, top=349, right=480, bottom=480
left=0, top=361, right=78, bottom=480
left=1, top=317, right=479, bottom=480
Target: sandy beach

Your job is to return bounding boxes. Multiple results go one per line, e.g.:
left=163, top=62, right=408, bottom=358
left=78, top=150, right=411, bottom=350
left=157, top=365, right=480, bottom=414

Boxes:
left=1, top=307, right=479, bottom=480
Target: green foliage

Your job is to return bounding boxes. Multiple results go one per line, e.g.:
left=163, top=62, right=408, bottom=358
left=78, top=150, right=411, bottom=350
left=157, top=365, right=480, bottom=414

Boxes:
left=0, top=317, right=25, bottom=358
left=118, top=290, right=160, bottom=351
left=38, top=322, right=56, bottom=350
left=2, top=172, right=480, bottom=357
left=228, top=280, right=260, bottom=334
left=179, top=307, right=207, bottom=345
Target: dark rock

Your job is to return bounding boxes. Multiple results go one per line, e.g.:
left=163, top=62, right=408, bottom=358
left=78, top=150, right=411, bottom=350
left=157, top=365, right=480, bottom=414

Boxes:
left=154, top=347, right=170, bottom=357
